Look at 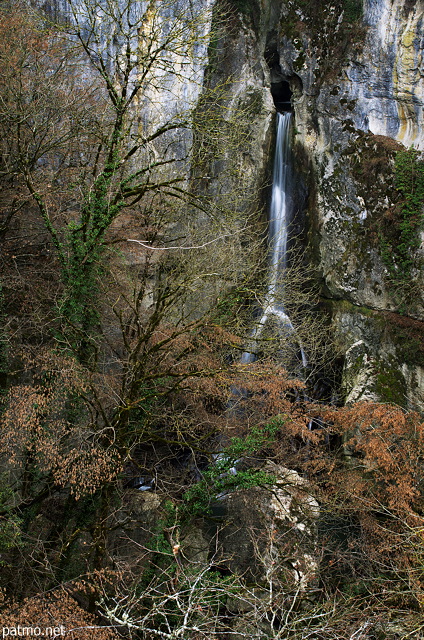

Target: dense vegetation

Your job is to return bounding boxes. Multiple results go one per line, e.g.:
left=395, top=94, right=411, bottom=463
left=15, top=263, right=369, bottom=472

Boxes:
left=0, top=1, right=423, bottom=638
left=379, top=149, right=424, bottom=311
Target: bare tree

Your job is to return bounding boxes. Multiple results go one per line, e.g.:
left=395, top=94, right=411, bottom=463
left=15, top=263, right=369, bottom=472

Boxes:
left=0, top=0, right=266, bottom=588
left=0, top=0, right=334, bottom=613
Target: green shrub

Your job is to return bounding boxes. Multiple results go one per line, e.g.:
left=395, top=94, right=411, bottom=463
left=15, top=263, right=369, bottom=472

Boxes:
left=182, top=419, right=282, bottom=516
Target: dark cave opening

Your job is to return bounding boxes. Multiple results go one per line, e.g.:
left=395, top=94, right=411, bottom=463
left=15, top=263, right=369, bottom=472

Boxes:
left=271, top=79, right=292, bottom=112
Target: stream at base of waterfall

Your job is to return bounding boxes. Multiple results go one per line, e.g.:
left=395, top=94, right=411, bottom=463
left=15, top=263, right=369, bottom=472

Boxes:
left=242, top=112, right=307, bottom=367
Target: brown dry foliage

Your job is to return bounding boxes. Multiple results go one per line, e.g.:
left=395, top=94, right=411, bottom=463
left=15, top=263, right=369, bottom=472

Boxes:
left=0, top=3, right=104, bottom=225
left=0, top=349, right=121, bottom=499
left=1, top=589, right=120, bottom=638
left=314, top=401, right=424, bottom=517
left=295, top=400, right=424, bottom=607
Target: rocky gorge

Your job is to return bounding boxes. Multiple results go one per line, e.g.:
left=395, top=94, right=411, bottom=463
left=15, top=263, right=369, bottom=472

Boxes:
left=0, top=0, right=423, bottom=637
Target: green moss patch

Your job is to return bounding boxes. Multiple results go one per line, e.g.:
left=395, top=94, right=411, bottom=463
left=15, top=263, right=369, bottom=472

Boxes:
left=373, top=357, right=408, bottom=406
left=384, top=150, right=424, bottom=305
left=382, top=311, right=424, bottom=368
left=344, top=133, right=423, bottom=314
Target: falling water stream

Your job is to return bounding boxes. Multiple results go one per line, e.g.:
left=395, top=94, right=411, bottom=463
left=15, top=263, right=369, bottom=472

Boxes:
left=213, top=113, right=309, bottom=486
left=242, top=112, right=307, bottom=367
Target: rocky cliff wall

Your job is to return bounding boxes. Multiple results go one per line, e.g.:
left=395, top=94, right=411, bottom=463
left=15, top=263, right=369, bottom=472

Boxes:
left=265, top=0, right=424, bottom=409
left=191, top=0, right=423, bottom=409
left=42, top=0, right=424, bottom=408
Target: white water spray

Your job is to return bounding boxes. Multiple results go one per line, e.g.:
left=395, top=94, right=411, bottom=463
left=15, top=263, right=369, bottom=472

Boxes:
left=242, top=112, right=307, bottom=366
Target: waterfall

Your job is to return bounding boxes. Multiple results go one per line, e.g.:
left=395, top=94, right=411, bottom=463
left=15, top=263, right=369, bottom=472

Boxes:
left=242, top=112, right=307, bottom=366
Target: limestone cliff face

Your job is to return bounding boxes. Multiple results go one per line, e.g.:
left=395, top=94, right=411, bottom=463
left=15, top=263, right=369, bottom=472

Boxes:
left=197, top=2, right=276, bottom=217
left=200, top=0, right=423, bottom=408
left=265, top=0, right=424, bottom=408
left=351, top=0, right=424, bottom=148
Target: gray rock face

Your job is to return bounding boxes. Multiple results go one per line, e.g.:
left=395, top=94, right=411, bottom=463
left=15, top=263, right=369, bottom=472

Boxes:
left=330, top=300, right=424, bottom=410
left=270, top=0, right=424, bottom=406
left=199, top=2, right=276, bottom=214
left=351, top=0, right=424, bottom=148
left=173, top=0, right=424, bottom=406
left=278, top=0, right=424, bottom=145
left=216, top=462, right=319, bottom=590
